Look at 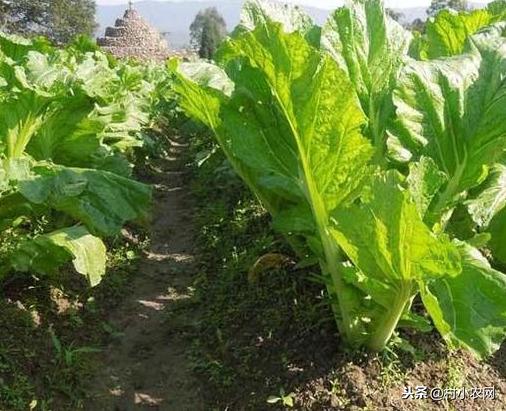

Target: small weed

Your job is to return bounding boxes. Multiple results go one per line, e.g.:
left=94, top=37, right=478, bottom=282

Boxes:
left=50, top=329, right=101, bottom=368
left=379, top=349, right=405, bottom=389
left=267, top=388, right=296, bottom=408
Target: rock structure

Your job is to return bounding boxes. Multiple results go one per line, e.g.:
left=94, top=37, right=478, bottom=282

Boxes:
left=97, top=6, right=169, bottom=62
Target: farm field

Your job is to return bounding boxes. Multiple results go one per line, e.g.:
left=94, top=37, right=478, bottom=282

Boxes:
left=2, top=0, right=506, bottom=410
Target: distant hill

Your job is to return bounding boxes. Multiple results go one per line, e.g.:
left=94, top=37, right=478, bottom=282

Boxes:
left=96, top=1, right=487, bottom=49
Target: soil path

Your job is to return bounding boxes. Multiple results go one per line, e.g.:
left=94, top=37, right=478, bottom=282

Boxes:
left=86, top=136, right=204, bottom=411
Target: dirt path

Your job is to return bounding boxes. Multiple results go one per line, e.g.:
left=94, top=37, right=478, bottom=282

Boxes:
left=86, top=136, right=204, bottom=411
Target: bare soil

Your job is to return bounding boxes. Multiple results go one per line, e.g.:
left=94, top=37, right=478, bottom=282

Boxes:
left=85, top=135, right=204, bottom=411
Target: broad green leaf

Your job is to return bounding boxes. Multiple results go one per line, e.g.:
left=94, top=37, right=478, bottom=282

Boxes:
left=330, top=171, right=461, bottom=285
left=17, top=164, right=151, bottom=236
left=26, top=95, right=105, bottom=165
left=489, top=208, right=506, bottom=266
left=416, top=1, right=506, bottom=60
left=0, top=32, right=34, bottom=61
left=216, top=22, right=373, bottom=212
left=421, top=243, right=506, bottom=358
left=22, top=51, right=74, bottom=94
left=178, top=62, right=234, bottom=97
left=420, top=9, right=493, bottom=60
left=10, top=226, right=106, bottom=286
left=174, top=21, right=373, bottom=343
left=178, top=22, right=373, bottom=217
left=238, top=0, right=320, bottom=46
left=466, top=164, right=506, bottom=227
left=271, top=203, right=315, bottom=236
left=74, top=53, right=118, bottom=101
left=391, top=36, right=506, bottom=222
left=406, top=156, right=448, bottom=218
left=0, top=91, right=49, bottom=159
left=330, top=171, right=460, bottom=349
left=321, top=0, right=411, bottom=152
left=488, top=0, right=506, bottom=18
left=47, top=227, right=106, bottom=286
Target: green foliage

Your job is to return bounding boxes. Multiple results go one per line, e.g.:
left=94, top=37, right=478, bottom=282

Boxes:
left=416, top=2, right=506, bottom=59
left=172, top=0, right=506, bottom=358
left=427, top=0, right=469, bottom=18
left=0, top=33, right=169, bottom=286
left=267, top=388, right=296, bottom=407
left=190, top=7, right=227, bottom=59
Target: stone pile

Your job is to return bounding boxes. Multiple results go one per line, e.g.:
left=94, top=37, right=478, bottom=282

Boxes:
left=97, top=8, right=169, bottom=62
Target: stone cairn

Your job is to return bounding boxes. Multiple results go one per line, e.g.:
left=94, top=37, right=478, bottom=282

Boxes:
left=97, top=3, right=170, bottom=62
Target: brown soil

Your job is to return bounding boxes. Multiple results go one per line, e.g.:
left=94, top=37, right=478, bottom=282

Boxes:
left=85, top=136, right=204, bottom=411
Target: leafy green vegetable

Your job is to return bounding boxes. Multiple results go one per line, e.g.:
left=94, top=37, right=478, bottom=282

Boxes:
left=238, top=0, right=320, bottom=46
left=466, top=164, right=506, bottom=228
left=415, top=2, right=506, bottom=60
left=421, top=243, right=506, bottom=358
left=0, top=28, right=166, bottom=286
left=173, top=0, right=506, bottom=357
left=18, top=164, right=151, bottom=236
left=9, top=226, right=106, bottom=286
left=420, top=9, right=493, bottom=59
left=391, top=33, right=506, bottom=226
left=330, top=171, right=461, bottom=349
left=175, top=17, right=374, bottom=341
left=322, top=0, right=411, bottom=157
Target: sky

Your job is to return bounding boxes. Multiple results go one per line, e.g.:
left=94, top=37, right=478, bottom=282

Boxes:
left=96, top=0, right=492, bottom=9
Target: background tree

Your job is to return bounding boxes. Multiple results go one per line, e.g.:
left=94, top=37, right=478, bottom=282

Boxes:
left=0, top=0, right=49, bottom=35
left=190, top=7, right=227, bottom=59
left=427, top=0, right=469, bottom=17
left=50, top=0, right=96, bottom=45
left=0, top=0, right=96, bottom=44
left=0, top=1, right=11, bottom=30
left=408, top=18, right=427, bottom=33
left=386, top=8, right=404, bottom=22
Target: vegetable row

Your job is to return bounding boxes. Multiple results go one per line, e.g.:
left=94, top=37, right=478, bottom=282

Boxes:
left=173, top=0, right=506, bottom=357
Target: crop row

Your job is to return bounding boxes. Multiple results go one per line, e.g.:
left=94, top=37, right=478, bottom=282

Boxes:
left=173, top=0, right=506, bottom=357
left=0, top=34, right=169, bottom=287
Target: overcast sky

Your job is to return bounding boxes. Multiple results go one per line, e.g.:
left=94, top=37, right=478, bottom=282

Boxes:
left=96, top=0, right=492, bottom=9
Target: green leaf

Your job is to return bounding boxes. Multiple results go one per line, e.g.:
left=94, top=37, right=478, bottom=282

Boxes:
left=321, top=0, right=411, bottom=152
left=330, top=171, right=461, bottom=285
left=17, top=164, right=151, bottom=236
left=217, top=22, right=373, bottom=212
left=398, top=311, right=433, bottom=333
left=420, top=242, right=506, bottom=358
left=238, top=0, right=321, bottom=46
left=178, top=62, right=234, bottom=97
left=330, top=170, right=461, bottom=350
left=489, top=208, right=506, bottom=266
left=10, top=226, right=106, bottom=287
left=25, top=95, right=106, bottom=166
left=416, top=2, right=506, bottom=60
left=0, top=91, right=49, bottom=159
left=406, top=156, right=448, bottom=218
left=420, top=9, right=493, bottom=60
left=0, top=32, right=35, bottom=61
left=23, top=51, right=71, bottom=92
left=466, top=164, right=506, bottom=228
left=391, top=35, right=506, bottom=221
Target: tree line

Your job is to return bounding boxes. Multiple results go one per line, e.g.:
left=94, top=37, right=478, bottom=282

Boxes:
left=389, top=0, right=469, bottom=31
